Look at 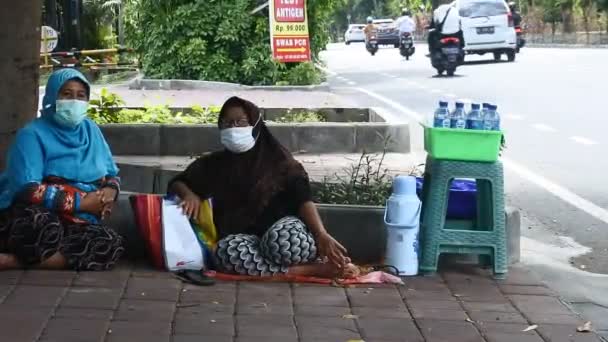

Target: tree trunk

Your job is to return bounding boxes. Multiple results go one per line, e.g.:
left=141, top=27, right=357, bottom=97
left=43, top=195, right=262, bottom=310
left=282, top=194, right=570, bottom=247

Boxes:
left=0, top=1, right=41, bottom=170
left=561, top=6, right=575, bottom=33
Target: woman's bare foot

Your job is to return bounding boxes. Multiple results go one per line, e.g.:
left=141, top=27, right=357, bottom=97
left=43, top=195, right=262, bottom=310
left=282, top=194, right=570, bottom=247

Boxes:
left=0, top=253, right=20, bottom=270
left=38, top=252, right=67, bottom=270
left=288, top=262, right=361, bottom=279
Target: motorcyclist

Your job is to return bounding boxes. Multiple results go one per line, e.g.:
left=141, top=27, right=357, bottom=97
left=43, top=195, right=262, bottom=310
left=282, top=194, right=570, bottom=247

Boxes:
left=508, top=2, right=522, bottom=27
left=396, top=8, right=416, bottom=37
left=427, top=4, right=464, bottom=54
left=363, top=16, right=376, bottom=40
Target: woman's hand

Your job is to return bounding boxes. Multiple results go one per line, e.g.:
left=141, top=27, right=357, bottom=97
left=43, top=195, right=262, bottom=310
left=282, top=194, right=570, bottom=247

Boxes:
left=80, top=191, right=104, bottom=216
left=179, top=192, right=201, bottom=219
left=100, top=187, right=117, bottom=204
left=316, top=232, right=349, bottom=267
left=99, top=187, right=117, bottom=220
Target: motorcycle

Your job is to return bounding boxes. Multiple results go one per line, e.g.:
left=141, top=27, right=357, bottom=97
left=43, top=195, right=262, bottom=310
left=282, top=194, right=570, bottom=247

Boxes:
left=399, top=32, right=415, bottom=60
left=515, top=26, right=526, bottom=53
left=365, top=30, right=379, bottom=56
left=430, top=35, right=464, bottom=77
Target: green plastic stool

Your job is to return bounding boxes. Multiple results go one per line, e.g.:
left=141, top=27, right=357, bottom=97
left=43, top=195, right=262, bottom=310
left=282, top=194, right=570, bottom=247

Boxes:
left=419, top=156, right=508, bottom=279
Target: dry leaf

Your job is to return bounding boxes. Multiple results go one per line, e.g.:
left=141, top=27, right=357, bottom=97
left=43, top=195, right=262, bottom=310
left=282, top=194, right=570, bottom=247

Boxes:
left=522, top=325, right=538, bottom=332
left=210, top=319, right=216, bottom=323
left=453, top=294, right=462, bottom=297
left=577, top=321, right=592, bottom=332
left=342, top=314, right=358, bottom=319
left=465, top=318, right=474, bottom=323
left=211, top=301, right=220, bottom=305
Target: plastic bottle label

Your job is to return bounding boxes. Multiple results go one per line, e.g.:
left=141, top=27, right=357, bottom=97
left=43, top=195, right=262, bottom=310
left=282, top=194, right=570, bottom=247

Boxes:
left=452, top=119, right=466, bottom=129
left=467, top=119, right=484, bottom=130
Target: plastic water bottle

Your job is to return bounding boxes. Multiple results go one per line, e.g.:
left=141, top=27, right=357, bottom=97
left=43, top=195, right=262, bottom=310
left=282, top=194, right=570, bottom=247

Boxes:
left=481, top=103, right=490, bottom=118
left=466, top=103, right=484, bottom=130
left=483, top=104, right=501, bottom=131
left=384, top=175, right=421, bottom=276
left=450, top=102, right=466, bottom=129
left=433, top=101, right=451, bottom=128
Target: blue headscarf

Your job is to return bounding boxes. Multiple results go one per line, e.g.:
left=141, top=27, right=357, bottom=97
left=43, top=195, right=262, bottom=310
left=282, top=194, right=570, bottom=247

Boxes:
left=0, top=68, right=118, bottom=209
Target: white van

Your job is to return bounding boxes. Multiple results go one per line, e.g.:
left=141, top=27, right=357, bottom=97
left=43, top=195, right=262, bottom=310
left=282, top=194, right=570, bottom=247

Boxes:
left=454, top=0, right=517, bottom=61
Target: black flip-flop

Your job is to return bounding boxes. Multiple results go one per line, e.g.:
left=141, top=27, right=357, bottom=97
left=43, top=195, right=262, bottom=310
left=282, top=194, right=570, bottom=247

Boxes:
left=370, top=265, right=400, bottom=276
left=174, top=270, right=215, bottom=286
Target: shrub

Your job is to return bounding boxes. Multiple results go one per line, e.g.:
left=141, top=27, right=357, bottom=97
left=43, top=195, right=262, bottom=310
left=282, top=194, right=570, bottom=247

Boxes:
left=123, top=0, right=339, bottom=85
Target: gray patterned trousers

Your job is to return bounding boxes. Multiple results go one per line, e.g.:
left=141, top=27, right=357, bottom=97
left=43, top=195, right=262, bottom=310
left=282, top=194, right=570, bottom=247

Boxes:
left=215, top=216, right=318, bottom=276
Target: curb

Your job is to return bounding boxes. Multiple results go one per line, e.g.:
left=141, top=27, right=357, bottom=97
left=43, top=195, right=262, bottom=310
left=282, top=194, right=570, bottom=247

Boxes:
left=128, top=77, right=330, bottom=92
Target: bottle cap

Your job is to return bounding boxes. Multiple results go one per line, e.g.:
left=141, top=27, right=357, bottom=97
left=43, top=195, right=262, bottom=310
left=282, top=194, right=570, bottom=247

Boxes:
left=455, top=102, right=464, bottom=108
left=471, top=103, right=480, bottom=109
left=392, top=175, right=417, bottom=195
left=482, top=103, right=490, bottom=108
left=439, top=101, right=448, bottom=107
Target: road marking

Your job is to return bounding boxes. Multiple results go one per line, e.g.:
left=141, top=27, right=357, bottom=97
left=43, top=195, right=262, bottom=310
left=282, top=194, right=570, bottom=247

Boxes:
left=570, top=136, right=598, bottom=146
left=502, top=157, right=608, bottom=225
left=505, top=114, right=525, bottom=120
left=532, top=123, right=557, bottom=132
left=353, top=87, right=423, bottom=122
left=352, top=87, right=608, bottom=226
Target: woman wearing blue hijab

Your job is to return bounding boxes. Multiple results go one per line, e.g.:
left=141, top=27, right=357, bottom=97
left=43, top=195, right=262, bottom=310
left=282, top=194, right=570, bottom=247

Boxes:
left=0, top=69, right=124, bottom=271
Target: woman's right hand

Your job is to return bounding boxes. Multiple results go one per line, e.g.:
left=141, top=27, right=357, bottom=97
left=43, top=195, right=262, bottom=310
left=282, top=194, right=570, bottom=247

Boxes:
left=80, top=191, right=104, bottom=216
left=179, top=192, right=201, bottom=219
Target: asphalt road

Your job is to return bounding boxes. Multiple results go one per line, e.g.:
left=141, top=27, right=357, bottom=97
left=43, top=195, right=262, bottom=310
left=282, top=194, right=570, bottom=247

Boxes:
left=320, top=42, right=608, bottom=275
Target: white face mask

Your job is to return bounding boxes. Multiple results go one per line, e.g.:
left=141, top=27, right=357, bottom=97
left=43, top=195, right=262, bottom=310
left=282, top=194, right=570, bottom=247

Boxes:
left=54, top=99, right=89, bottom=128
left=220, top=126, right=256, bottom=153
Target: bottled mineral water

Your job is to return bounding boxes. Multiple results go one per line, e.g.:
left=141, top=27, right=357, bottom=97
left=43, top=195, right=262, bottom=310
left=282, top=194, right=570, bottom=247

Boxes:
left=450, top=102, right=466, bottom=129
left=481, top=103, right=490, bottom=118
left=466, top=103, right=484, bottom=130
left=433, top=101, right=451, bottom=128
left=483, top=104, right=501, bottom=131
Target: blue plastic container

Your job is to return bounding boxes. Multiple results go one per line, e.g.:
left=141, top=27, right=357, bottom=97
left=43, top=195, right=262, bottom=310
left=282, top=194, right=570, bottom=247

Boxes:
left=416, top=177, right=477, bottom=219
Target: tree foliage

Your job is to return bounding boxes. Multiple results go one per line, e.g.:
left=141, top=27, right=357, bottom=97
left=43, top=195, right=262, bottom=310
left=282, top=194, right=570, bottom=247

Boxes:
left=123, top=0, right=339, bottom=85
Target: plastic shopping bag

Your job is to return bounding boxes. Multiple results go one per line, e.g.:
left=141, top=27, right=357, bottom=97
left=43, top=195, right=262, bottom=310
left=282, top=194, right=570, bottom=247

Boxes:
left=161, top=197, right=205, bottom=271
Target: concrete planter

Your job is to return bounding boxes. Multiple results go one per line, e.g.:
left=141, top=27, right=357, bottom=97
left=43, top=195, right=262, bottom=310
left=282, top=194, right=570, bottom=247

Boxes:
left=107, top=194, right=387, bottom=265
left=99, top=107, right=410, bottom=155
left=107, top=193, right=520, bottom=267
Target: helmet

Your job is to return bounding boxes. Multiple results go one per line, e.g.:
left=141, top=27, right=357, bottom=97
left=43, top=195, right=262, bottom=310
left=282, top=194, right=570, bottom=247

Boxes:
left=366, top=16, right=373, bottom=23
left=402, top=8, right=411, bottom=16
left=508, top=1, right=516, bottom=9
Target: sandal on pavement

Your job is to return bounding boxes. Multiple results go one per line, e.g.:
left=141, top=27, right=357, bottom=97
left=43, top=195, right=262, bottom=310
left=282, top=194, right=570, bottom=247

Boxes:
left=174, top=270, right=215, bottom=286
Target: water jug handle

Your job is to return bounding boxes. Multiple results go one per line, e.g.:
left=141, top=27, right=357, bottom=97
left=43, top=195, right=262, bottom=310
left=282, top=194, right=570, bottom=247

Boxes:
left=384, top=200, right=422, bottom=227
left=383, top=200, right=397, bottom=227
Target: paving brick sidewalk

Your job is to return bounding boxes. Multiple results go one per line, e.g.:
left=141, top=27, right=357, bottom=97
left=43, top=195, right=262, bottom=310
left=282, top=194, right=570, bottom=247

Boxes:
left=0, top=263, right=601, bottom=342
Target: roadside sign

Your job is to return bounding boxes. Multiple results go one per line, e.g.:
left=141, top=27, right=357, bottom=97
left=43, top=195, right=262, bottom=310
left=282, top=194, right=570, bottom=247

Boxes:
left=269, top=0, right=311, bottom=62
left=41, top=26, right=59, bottom=53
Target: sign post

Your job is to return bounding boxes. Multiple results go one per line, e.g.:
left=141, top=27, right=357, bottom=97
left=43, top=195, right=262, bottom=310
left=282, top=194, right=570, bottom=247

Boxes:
left=41, top=26, right=59, bottom=68
left=269, top=0, right=311, bottom=62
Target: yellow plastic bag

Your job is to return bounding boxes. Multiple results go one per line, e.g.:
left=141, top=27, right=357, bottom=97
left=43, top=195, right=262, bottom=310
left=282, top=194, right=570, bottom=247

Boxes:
left=192, top=199, right=218, bottom=251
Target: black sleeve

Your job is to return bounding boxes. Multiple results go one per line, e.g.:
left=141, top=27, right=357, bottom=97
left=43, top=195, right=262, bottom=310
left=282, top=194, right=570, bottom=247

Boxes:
left=168, top=155, right=213, bottom=199
left=286, top=168, right=313, bottom=209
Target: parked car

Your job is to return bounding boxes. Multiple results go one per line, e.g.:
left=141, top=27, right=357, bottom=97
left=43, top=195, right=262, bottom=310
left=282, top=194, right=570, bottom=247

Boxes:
left=344, top=24, right=366, bottom=44
left=373, top=19, right=400, bottom=47
left=454, top=0, right=518, bottom=61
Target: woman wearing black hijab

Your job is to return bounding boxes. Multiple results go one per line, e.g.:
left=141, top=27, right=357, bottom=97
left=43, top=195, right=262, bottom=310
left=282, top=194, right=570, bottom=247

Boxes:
left=169, top=97, right=358, bottom=278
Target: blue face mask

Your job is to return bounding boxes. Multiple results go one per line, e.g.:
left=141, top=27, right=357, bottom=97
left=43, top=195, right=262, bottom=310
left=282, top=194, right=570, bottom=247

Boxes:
left=54, top=100, right=89, bottom=128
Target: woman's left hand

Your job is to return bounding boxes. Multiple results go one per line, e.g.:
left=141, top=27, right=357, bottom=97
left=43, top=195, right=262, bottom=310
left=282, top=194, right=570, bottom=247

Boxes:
left=316, top=232, right=349, bottom=267
left=100, top=188, right=117, bottom=219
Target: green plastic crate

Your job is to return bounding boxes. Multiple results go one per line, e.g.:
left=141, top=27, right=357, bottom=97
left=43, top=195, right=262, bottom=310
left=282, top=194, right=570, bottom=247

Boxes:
left=423, top=124, right=503, bottom=162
